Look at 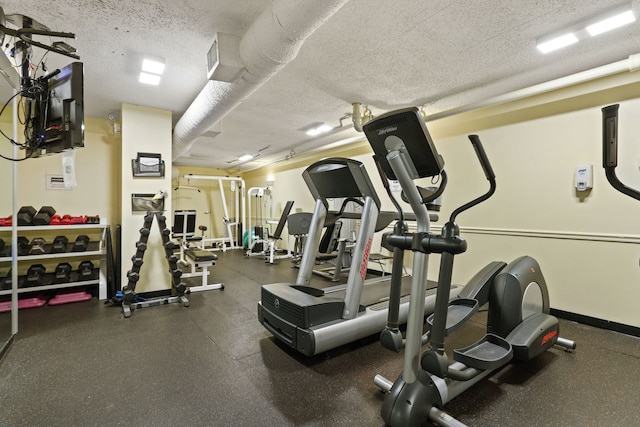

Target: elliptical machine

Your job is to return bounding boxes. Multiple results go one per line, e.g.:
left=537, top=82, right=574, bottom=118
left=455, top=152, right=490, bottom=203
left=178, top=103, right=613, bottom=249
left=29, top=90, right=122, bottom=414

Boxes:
left=362, top=107, right=576, bottom=427
left=602, top=104, right=640, bottom=201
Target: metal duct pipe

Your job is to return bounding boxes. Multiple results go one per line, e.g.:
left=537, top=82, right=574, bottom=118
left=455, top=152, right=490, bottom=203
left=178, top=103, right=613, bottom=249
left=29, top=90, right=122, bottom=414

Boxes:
left=426, top=53, right=640, bottom=122
left=172, top=0, right=350, bottom=161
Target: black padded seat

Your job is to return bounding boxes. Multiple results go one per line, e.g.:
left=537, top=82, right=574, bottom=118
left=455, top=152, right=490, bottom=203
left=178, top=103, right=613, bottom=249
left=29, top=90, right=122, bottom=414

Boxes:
left=185, top=248, right=218, bottom=263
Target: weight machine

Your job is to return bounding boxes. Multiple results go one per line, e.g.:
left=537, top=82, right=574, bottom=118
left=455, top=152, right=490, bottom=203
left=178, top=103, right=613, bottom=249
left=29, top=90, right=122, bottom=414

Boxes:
left=245, top=186, right=272, bottom=255
left=179, top=175, right=246, bottom=251
left=172, top=210, right=224, bottom=293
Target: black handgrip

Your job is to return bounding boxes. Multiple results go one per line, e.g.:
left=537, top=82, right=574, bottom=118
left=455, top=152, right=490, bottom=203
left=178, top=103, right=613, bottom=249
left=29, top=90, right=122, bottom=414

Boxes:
left=602, top=104, right=619, bottom=168
left=468, top=135, right=495, bottom=181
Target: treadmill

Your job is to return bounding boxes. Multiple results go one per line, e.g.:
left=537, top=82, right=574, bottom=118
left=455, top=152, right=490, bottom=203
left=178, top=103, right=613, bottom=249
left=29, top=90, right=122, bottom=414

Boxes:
left=257, top=157, right=461, bottom=356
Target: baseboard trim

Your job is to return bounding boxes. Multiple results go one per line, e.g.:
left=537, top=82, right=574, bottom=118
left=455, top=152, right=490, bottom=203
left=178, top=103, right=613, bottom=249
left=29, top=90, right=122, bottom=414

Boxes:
left=551, top=308, right=640, bottom=338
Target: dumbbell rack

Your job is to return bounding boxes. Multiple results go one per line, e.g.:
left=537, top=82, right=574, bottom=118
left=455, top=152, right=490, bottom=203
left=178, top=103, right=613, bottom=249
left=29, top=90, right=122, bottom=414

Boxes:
left=122, top=211, right=188, bottom=318
left=0, top=223, right=108, bottom=299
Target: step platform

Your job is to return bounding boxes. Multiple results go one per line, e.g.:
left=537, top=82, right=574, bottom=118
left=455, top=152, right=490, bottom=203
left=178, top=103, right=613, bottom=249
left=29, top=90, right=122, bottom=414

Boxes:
left=0, top=295, right=49, bottom=313
left=48, top=290, right=93, bottom=306
left=453, top=333, right=513, bottom=371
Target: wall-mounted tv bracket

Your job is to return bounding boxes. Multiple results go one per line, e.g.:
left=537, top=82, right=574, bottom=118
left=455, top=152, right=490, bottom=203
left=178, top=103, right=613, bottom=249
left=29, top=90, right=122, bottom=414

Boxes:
left=0, top=9, right=79, bottom=89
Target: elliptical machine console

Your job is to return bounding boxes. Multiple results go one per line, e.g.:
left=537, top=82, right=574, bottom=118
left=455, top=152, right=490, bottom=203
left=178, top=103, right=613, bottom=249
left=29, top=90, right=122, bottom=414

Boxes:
left=363, top=107, right=576, bottom=427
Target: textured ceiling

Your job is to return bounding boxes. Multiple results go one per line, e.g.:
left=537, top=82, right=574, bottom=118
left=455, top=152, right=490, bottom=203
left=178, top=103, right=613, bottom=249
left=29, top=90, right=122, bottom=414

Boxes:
left=2, top=0, right=640, bottom=171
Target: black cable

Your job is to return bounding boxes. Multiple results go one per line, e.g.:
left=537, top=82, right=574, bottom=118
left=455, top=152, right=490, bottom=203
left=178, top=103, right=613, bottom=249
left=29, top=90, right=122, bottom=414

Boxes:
left=0, top=82, right=48, bottom=161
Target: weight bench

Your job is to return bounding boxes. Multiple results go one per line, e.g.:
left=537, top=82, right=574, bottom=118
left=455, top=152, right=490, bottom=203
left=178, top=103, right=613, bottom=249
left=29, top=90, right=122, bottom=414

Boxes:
left=183, top=248, right=224, bottom=292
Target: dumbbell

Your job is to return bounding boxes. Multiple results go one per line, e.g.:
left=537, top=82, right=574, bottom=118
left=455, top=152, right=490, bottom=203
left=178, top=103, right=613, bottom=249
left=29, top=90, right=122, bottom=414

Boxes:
left=54, top=262, right=73, bottom=283
left=170, top=267, right=183, bottom=279
left=131, top=255, right=144, bottom=268
left=126, top=270, right=140, bottom=284
left=86, top=215, right=100, bottom=224
left=52, top=236, right=69, bottom=253
left=0, top=269, right=11, bottom=290
left=0, top=238, right=4, bottom=254
left=28, top=237, right=48, bottom=255
left=26, top=264, right=46, bottom=286
left=0, top=215, right=12, bottom=226
left=32, top=206, right=56, bottom=225
left=78, top=260, right=94, bottom=279
left=71, top=235, right=90, bottom=252
left=50, top=214, right=62, bottom=225
left=17, top=236, right=30, bottom=256
left=17, top=206, right=37, bottom=226
left=61, top=215, right=87, bottom=225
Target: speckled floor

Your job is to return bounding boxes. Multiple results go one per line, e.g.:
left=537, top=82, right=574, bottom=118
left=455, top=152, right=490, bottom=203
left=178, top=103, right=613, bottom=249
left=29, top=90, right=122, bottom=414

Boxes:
left=1, top=250, right=639, bottom=426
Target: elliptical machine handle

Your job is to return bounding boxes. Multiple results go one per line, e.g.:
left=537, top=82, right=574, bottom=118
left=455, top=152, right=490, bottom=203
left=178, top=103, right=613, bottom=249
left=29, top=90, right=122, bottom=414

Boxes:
left=602, top=104, right=619, bottom=168
left=449, top=135, right=497, bottom=223
left=468, top=135, right=496, bottom=182
left=601, top=104, right=640, bottom=202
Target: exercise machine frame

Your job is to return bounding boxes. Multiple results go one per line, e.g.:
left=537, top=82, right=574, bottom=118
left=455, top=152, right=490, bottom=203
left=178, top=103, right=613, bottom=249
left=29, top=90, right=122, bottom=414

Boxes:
left=258, top=157, right=460, bottom=356
left=172, top=210, right=224, bottom=293
left=363, top=107, right=575, bottom=427
left=180, top=175, right=246, bottom=251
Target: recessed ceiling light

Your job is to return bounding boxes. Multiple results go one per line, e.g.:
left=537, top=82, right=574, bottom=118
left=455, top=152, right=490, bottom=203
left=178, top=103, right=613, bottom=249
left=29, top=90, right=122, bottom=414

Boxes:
left=139, top=72, right=161, bottom=85
left=586, top=10, right=635, bottom=36
left=238, top=154, right=253, bottom=162
left=536, top=5, right=636, bottom=54
left=142, top=58, right=166, bottom=75
left=536, top=33, right=579, bottom=53
left=306, top=123, right=333, bottom=136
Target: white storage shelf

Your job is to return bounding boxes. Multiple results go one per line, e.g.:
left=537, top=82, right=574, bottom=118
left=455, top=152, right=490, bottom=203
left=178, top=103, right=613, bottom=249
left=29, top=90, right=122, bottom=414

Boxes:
left=0, top=223, right=108, bottom=300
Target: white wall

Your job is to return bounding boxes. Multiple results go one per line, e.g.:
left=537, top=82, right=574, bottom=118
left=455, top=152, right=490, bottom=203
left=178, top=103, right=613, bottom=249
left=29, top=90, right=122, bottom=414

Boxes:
left=120, top=104, right=172, bottom=293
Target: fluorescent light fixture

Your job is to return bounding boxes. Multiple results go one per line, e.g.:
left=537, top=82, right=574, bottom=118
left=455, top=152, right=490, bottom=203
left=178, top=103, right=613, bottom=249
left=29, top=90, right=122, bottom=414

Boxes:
left=238, top=154, right=253, bottom=162
left=536, top=33, right=579, bottom=53
left=142, top=57, right=166, bottom=75
left=536, top=4, right=636, bottom=54
left=305, top=123, right=334, bottom=136
left=139, top=72, right=161, bottom=85
left=586, top=10, right=635, bottom=36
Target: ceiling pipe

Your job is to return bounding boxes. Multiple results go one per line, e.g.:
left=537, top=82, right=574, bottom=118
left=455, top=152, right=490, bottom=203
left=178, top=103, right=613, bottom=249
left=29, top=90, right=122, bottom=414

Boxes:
left=351, top=102, right=373, bottom=132
left=172, top=0, right=350, bottom=161
left=249, top=54, right=640, bottom=173
left=426, top=53, right=640, bottom=122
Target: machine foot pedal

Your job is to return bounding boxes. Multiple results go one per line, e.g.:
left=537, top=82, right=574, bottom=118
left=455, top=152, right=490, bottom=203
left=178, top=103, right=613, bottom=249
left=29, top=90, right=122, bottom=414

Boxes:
left=427, top=298, right=479, bottom=336
left=453, top=333, right=513, bottom=370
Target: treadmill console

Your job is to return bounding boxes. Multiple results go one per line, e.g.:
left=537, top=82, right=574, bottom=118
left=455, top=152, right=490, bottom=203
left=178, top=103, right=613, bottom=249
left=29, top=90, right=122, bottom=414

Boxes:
left=363, top=107, right=444, bottom=180
left=302, top=158, right=381, bottom=209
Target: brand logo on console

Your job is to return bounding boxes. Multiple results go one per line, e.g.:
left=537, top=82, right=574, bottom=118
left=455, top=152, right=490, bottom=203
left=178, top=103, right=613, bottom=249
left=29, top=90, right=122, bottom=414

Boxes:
left=378, top=126, right=398, bottom=135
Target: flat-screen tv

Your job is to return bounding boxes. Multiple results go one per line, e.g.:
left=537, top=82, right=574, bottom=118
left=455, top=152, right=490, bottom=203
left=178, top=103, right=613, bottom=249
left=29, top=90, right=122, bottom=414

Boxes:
left=26, top=61, right=84, bottom=158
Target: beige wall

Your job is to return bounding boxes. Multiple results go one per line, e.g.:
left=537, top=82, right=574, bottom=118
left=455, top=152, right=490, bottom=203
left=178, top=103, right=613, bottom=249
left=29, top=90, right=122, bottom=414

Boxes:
left=3, top=68, right=638, bottom=327
left=0, top=111, right=121, bottom=277
left=120, top=104, right=172, bottom=293
left=0, top=115, right=121, bottom=225
left=242, top=73, right=640, bottom=328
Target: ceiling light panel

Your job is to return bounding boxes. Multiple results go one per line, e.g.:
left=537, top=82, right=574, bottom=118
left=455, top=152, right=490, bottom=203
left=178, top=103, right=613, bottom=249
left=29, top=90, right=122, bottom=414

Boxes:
left=586, top=10, right=635, bottom=36
left=139, top=72, right=161, bottom=85
left=142, top=58, right=166, bottom=75
left=536, top=33, right=579, bottom=53
left=536, top=4, right=636, bottom=54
